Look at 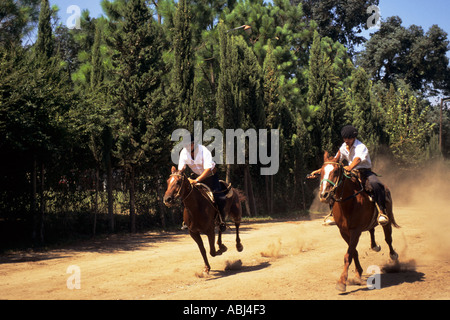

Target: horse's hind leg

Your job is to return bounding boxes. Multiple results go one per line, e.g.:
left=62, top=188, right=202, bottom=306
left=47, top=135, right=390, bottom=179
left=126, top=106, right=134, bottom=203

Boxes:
left=369, top=228, right=381, bottom=252
left=216, top=229, right=227, bottom=254
left=382, top=223, right=398, bottom=261
left=190, top=230, right=211, bottom=273
left=235, top=221, right=243, bottom=252
left=229, top=195, right=243, bottom=252
left=206, top=230, right=219, bottom=257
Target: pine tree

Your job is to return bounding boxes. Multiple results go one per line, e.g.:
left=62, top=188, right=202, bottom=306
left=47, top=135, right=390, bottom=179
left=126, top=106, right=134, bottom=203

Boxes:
left=171, top=0, right=197, bottom=128
left=35, top=0, right=53, bottom=62
left=107, top=0, right=167, bottom=232
left=351, top=67, right=377, bottom=150
left=307, top=31, right=349, bottom=158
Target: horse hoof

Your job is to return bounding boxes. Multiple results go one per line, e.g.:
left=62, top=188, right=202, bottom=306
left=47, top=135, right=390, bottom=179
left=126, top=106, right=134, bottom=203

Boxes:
left=236, top=243, right=244, bottom=252
left=204, top=266, right=210, bottom=274
left=336, top=282, right=346, bottom=292
left=390, top=252, right=399, bottom=261
left=371, top=245, right=381, bottom=252
left=219, top=244, right=228, bottom=253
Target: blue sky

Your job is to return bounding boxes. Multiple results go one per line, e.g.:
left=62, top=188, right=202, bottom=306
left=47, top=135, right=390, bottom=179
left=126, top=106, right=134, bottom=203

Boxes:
left=51, top=0, right=450, bottom=36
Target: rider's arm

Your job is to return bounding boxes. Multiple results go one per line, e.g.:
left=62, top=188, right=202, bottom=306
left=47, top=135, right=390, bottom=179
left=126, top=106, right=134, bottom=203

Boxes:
left=345, top=157, right=361, bottom=172
left=307, top=169, right=321, bottom=179
left=178, top=148, right=188, bottom=172
left=190, top=145, right=215, bottom=184
left=193, top=168, right=214, bottom=184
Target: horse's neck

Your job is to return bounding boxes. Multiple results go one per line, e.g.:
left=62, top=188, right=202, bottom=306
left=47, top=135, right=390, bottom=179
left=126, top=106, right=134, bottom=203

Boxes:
left=337, top=177, right=359, bottom=197
left=183, top=184, right=214, bottom=212
left=181, top=180, right=193, bottom=200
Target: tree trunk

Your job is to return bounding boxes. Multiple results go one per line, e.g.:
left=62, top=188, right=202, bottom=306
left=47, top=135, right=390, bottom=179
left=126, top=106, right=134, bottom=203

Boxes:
left=244, top=165, right=257, bottom=217
left=106, top=153, right=114, bottom=233
left=157, top=176, right=166, bottom=228
left=38, top=162, right=45, bottom=243
left=270, top=175, right=273, bottom=216
left=243, top=167, right=251, bottom=217
left=226, top=164, right=231, bottom=184
left=265, top=175, right=274, bottom=216
left=31, top=156, right=38, bottom=242
left=93, top=166, right=99, bottom=237
left=129, top=166, right=136, bottom=233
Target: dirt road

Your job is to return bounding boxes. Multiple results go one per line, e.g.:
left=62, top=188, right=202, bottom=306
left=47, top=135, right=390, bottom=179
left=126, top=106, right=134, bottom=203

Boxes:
left=1, top=197, right=449, bottom=300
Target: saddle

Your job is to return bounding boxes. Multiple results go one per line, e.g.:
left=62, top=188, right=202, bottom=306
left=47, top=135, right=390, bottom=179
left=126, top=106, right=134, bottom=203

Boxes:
left=194, top=180, right=234, bottom=205
left=351, top=169, right=376, bottom=198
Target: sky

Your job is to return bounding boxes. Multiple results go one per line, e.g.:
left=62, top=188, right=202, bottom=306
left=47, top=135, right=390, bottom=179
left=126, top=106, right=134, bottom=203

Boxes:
left=50, top=0, right=450, bottom=38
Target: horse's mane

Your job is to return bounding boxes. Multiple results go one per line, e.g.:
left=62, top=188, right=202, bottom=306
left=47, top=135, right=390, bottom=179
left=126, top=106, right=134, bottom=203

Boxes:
left=323, top=151, right=339, bottom=163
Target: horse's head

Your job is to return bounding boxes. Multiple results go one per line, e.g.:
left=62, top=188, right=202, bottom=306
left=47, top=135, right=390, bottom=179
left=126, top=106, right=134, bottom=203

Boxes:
left=163, top=166, right=186, bottom=207
left=319, top=151, right=343, bottom=203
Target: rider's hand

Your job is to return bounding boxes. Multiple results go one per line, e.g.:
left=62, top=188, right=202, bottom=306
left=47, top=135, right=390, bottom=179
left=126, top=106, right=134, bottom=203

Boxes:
left=306, top=170, right=320, bottom=179
left=188, top=178, right=198, bottom=184
left=343, top=166, right=352, bottom=173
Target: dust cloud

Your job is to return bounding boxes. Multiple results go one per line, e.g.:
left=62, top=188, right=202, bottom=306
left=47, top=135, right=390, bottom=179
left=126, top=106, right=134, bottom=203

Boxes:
left=375, top=157, right=450, bottom=261
left=308, top=157, right=450, bottom=261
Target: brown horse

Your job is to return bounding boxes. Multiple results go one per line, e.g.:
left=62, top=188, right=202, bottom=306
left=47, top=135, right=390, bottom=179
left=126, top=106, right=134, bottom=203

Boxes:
left=319, top=152, right=400, bottom=292
left=163, top=166, right=244, bottom=274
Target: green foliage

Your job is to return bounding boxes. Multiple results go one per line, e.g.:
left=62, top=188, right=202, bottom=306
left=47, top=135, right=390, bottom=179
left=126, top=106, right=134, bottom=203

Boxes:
left=1, top=0, right=448, bottom=244
left=359, top=16, right=450, bottom=95
left=385, top=88, right=436, bottom=166
left=307, top=31, right=350, bottom=157
left=293, top=0, right=380, bottom=52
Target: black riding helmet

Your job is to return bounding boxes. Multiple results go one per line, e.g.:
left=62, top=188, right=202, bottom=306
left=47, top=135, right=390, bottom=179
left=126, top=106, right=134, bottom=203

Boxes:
left=341, top=125, right=358, bottom=139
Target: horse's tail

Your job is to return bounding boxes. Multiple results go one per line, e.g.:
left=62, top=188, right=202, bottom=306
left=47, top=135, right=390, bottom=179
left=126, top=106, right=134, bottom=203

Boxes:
left=235, top=189, right=246, bottom=202
left=386, top=188, right=400, bottom=229
left=389, top=212, right=401, bottom=229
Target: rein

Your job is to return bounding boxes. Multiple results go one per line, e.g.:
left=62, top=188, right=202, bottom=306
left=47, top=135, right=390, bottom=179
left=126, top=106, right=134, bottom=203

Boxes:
left=321, top=162, right=364, bottom=203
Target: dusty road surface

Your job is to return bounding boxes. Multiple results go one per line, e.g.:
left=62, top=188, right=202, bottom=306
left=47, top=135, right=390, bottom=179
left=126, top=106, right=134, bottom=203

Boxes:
left=1, top=194, right=449, bottom=300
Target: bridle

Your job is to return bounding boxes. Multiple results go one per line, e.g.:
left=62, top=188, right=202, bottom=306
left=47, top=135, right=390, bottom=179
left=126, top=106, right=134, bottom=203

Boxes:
left=169, top=172, right=194, bottom=203
left=320, top=162, right=364, bottom=203
left=320, top=162, right=344, bottom=198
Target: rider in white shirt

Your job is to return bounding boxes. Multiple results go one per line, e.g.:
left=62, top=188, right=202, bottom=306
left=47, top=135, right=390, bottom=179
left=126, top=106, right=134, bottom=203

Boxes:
left=309, top=125, right=389, bottom=226
left=178, top=135, right=227, bottom=232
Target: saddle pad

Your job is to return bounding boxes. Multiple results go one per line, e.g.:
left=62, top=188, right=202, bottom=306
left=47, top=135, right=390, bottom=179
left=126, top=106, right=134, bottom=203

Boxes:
left=194, top=183, right=215, bottom=204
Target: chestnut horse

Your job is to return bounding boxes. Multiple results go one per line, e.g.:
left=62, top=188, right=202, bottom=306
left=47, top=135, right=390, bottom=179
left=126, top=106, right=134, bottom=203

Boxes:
left=319, top=152, right=400, bottom=292
left=163, top=166, right=244, bottom=274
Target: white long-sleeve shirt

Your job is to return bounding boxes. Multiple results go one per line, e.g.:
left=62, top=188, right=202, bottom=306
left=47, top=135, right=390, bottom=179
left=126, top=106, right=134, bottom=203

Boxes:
left=178, top=144, right=215, bottom=175
left=337, top=139, right=372, bottom=169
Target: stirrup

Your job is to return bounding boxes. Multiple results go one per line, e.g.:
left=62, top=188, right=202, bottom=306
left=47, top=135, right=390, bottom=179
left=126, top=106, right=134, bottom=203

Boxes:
left=322, top=213, right=336, bottom=226
left=216, top=211, right=227, bottom=232
left=219, top=222, right=227, bottom=232
left=378, top=213, right=389, bottom=226
left=375, top=203, right=389, bottom=226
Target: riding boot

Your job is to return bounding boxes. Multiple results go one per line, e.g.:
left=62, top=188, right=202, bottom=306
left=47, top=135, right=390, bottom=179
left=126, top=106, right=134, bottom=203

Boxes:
left=365, top=172, right=389, bottom=226
left=218, top=209, right=227, bottom=232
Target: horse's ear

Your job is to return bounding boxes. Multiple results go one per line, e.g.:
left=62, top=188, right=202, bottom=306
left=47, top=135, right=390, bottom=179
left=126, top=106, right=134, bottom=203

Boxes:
left=323, top=151, right=329, bottom=162
left=332, top=154, right=340, bottom=163
left=171, top=166, right=177, bottom=173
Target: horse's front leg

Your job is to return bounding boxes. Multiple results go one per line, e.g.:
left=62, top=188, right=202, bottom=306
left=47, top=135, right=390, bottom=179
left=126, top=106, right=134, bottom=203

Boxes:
left=190, top=230, right=211, bottom=274
left=337, top=229, right=362, bottom=292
